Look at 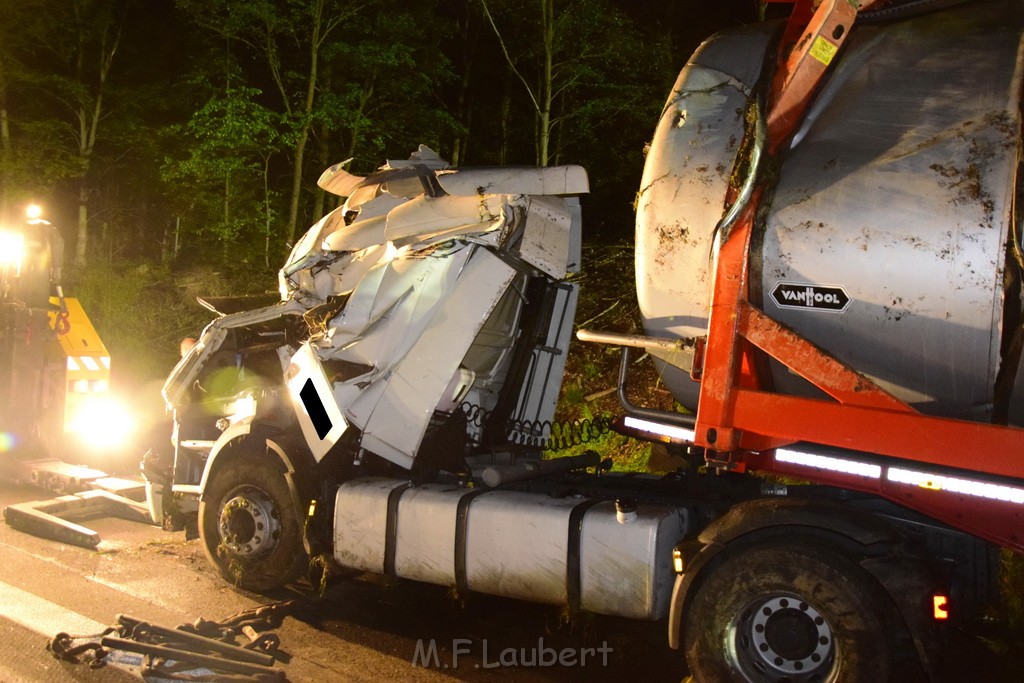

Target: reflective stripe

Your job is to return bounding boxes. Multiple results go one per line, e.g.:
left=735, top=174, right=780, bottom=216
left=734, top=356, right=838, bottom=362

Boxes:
left=776, top=449, right=882, bottom=479
left=887, top=467, right=1024, bottom=504
left=623, top=416, right=696, bottom=442
left=66, top=356, right=109, bottom=374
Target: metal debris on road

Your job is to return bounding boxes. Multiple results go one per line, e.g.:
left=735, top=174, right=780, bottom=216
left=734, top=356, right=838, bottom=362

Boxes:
left=45, top=599, right=308, bottom=681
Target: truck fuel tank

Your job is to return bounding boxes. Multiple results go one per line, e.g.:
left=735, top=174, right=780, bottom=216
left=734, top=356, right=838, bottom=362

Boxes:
left=332, top=477, right=688, bottom=620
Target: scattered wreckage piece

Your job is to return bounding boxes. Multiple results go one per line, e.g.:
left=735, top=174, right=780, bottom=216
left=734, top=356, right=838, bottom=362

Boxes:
left=4, top=489, right=151, bottom=549
left=49, top=602, right=300, bottom=681
left=114, top=614, right=277, bottom=667
left=4, top=460, right=156, bottom=548
left=97, top=637, right=284, bottom=681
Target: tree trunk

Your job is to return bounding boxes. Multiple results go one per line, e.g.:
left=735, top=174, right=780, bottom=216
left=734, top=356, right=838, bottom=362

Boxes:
left=222, top=171, right=231, bottom=260
left=499, top=78, right=511, bottom=165
left=312, top=63, right=334, bottom=221
left=452, top=65, right=473, bottom=165
left=538, top=0, right=554, bottom=167
left=311, top=123, right=330, bottom=220
left=283, top=0, right=324, bottom=250
left=451, top=3, right=475, bottom=166
left=263, top=157, right=272, bottom=268
left=223, top=171, right=231, bottom=226
left=285, top=129, right=309, bottom=248
left=71, top=0, right=122, bottom=267
left=75, top=184, right=89, bottom=266
left=482, top=0, right=551, bottom=166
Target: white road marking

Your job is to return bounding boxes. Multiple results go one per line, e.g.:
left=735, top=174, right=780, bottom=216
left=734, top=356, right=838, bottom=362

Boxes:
left=0, top=580, right=108, bottom=637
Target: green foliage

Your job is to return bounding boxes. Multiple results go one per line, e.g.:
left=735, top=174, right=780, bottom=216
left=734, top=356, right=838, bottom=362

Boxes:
left=547, top=241, right=673, bottom=472
left=1001, top=550, right=1024, bottom=652
left=309, top=4, right=460, bottom=172
left=160, top=85, right=285, bottom=261
left=64, top=261, right=274, bottom=384
left=187, top=87, right=283, bottom=155
left=479, top=0, right=666, bottom=174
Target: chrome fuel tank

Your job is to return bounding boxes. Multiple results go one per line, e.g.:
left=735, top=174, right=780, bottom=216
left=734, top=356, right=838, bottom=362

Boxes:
left=637, top=0, right=1024, bottom=422
left=332, top=477, right=688, bottom=620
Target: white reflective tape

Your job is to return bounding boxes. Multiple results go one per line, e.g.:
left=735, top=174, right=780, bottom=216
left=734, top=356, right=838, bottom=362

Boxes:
left=100, top=357, right=110, bottom=369
left=66, top=357, right=79, bottom=372
left=775, top=449, right=882, bottom=479
left=80, top=356, right=100, bottom=372
left=887, top=467, right=1024, bottom=504
left=623, top=416, right=696, bottom=442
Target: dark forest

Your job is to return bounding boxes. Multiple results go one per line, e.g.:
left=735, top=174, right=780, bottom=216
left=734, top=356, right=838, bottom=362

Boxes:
left=0, top=0, right=760, bottom=379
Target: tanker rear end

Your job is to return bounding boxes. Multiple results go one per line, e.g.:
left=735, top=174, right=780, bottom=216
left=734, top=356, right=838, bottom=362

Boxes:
left=637, top=1, right=1024, bottom=424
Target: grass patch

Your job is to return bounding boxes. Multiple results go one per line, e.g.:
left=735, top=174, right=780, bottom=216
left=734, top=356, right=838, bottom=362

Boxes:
left=1000, top=549, right=1024, bottom=653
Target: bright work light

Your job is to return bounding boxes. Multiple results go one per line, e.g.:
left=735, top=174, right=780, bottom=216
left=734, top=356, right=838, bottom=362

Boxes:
left=66, top=395, right=136, bottom=450
left=0, top=229, right=26, bottom=275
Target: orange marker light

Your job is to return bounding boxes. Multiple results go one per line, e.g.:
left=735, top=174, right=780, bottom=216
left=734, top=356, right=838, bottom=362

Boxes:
left=933, top=595, right=950, bottom=621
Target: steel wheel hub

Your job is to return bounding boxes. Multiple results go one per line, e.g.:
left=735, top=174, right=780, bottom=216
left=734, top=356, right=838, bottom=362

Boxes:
left=732, top=594, right=834, bottom=681
left=218, top=489, right=281, bottom=557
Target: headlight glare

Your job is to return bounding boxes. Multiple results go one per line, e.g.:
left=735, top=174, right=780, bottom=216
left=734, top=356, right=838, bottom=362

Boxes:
left=67, top=396, right=136, bottom=450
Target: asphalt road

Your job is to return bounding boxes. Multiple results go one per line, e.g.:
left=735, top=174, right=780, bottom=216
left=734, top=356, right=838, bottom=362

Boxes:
left=0, top=479, right=689, bottom=682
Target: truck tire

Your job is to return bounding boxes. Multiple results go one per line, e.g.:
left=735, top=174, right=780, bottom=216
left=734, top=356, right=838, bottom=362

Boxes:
left=683, top=541, right=896, bottom=682
left=199, top=455, right=307, bottom=592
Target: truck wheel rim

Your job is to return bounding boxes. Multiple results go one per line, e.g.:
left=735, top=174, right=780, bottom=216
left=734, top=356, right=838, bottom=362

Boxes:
left=218, top=489, right=281, bottom=557
left=729, top=594, right=834, bottom=681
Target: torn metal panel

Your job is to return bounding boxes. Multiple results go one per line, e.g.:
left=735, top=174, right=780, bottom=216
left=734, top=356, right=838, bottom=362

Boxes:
left=383, top=193, right=509, bottom=244
left=317, top=158, right=362, bottom=197
left=329, top=246, right=475, bottom=372
left=354, top=249, right=518, bottom=468
left=328, top=243, right=389, bottom=298
left=385, top=145, right=450, bottom=170
left=519, top=196, right=580, bottom=279
left=349, top=193, right=406, bottom=224
left=324, top=215, right=388, bottom=254
left=281, top=208, right=344, bottom=278
left=435, top=165, right=589, bottom=196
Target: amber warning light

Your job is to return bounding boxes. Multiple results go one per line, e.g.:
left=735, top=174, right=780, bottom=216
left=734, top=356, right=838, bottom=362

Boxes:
left=932, top=595, right=950, bottom=621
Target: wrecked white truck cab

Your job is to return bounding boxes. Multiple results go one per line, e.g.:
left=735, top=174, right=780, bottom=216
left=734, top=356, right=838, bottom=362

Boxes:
left=280, top=149, right=586, bottom=470
left=161, top=147, right=669, bottom=594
